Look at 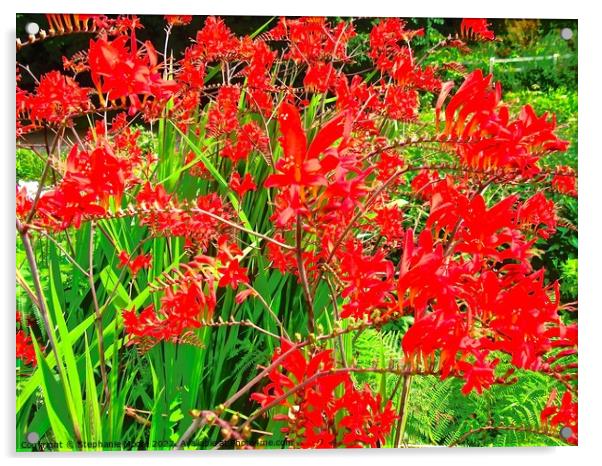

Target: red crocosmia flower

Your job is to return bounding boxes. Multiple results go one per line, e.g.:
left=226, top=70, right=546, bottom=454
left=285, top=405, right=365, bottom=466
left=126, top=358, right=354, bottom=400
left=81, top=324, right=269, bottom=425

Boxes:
left=516, top=192, right=557, bottom=239
left=229, top=172, right=256, bottom=198
left=27, top=71, right=91, bottom=124
left=337, top=240, right=397, bottom=320
left=16, top=186, right=33, bottom=219
left=88, top=35, right=178, bottom=112
left=265, top=102, right=346, bottom=189
left=461, top=19, right=495, bottom=41
left=118, top=251, right=152, bottom=276
left=369, top=18, right=423, bottom=77
left=218, top=259, right=249, bottom=289
left=541, top=390, right=578, bottom=444
left=437, top=71, right=568, bottom=178
left=455, top=353, right=499, bottom=395
left=206, top=86, right=240, bottom=137
left=336, top=388, right=398, bottom=448
left=16, top=330, right=36, bottom=367
left=265, top=103, right=347, bottom=226
left=384, top=86, right=419, bottom=121
left=123, top=264, right=216, bottom=345
left=334, top=74, right=380, bottom=124
left=303, top=61, right=337, bottom=93
left=551, top=166, right=578, bottom=196
left=267, top=234, right=296, bottom=273
left=193, top=16, right=241, bottom=62
left=164, top=15, right=192, bottom=27
left=221, top=122, right=269, bottom=162
left=31, top=145, right=132, bottom=230
left=251, top=339, right=397, bottom=448
left=373, top=204, right=405, bottom=245
left=270, top=17, right=354, bottom=65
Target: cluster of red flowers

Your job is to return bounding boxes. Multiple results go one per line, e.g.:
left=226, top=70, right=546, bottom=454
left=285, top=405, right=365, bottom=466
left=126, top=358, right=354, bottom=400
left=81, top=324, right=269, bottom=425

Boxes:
left=251, top=340, right=397, bottom=448
left=88, top=31, right=178, bottom=114
left=437, top=70, right=569, bottom=178
left=16, top=143, right=136, bottom=231
left=123, top=236, right=249, bottom=344
left=16, top=14, right=577, bottom=447
left=135, top=182, right=234, bottom=251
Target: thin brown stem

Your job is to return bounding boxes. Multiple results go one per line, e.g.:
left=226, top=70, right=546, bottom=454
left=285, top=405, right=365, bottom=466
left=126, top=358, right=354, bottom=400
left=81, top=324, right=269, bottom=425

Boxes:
left=393, top=375, right=412, bottom=448
left=295, top=213, right=315, bottom=334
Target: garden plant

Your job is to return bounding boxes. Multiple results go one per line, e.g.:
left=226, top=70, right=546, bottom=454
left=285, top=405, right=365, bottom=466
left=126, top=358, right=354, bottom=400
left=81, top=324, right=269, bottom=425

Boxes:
left=16, top=15, right=578, bottom=450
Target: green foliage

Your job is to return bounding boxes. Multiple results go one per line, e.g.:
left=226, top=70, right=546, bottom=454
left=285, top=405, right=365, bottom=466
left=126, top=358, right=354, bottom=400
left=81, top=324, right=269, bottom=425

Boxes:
left=16, top=148, right=45, bottom=181
left=560, top=258, right=578, bottom=302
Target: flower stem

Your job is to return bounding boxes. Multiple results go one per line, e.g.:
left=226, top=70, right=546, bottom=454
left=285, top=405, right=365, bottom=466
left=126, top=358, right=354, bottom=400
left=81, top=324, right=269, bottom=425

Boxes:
left=393, top=374, right=412, bottom=448
left=296, top=214, right=315, bottom=334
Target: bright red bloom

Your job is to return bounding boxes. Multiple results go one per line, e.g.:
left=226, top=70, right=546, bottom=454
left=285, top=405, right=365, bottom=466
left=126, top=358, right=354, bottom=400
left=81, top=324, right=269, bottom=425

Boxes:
left=16, top=330, right=36, bottom=367
left=221, top=121, right=269, bottom=162
left=229, top=172, right=256, bottom=198
left=206, top=86, right=240, bottom=136
left=437, top=70, right=568, bottom=178
left=270, top=17, right=354, bottom=65
left=303, top=61, right=337, bottom=93
left=32, top=145, right=132, bottom=230
left=516, top=192, right=557, bottom=239
left=193, top=16, right=240, bottom=62
left=251, top=340, right=397, bottom=448
left=369, top=18, right=423, bottom=75
left=217, top=259, right=249, bottom=289
left=337, top=240, right=396, bottom=320
left=265, top=102, right=345, bottom=200
left=136, top=183, right=232, bottom=250
left=461, top=19, right=495, bottom=41
left=27, top=71, right=91, bottom=124
left=118, top=251, right=153, bottom=276
left=164, top=15, right=192, bottom=26
left=88, top=35, right=178, bottom=112
left=123, top=260, right=216, bottom=345
left=551, top=166, right=578, bottom=196
left=541, top=390, right=578, bottom=444
left=384, top=86, right=419, bottom=121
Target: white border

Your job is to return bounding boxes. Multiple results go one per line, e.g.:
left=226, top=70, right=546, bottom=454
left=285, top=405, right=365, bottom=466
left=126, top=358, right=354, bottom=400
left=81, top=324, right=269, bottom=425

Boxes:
left=2, top=1, right=601, bottom=465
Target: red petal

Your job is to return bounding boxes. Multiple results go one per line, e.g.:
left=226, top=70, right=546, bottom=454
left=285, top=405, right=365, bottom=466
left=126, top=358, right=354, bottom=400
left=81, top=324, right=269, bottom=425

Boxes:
left=278, top=102, right=307, bottom=166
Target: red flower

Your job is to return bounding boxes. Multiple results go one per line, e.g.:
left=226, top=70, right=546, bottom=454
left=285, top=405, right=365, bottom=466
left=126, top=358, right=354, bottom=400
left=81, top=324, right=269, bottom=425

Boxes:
left=264, top=102, right=347, bottom=225
left=164, top=15, right=192, bottom=27
left=551, top=166, right=578, bottom=196
left=251, top=340, right=397, bottom=448
left=229, top=173, right=256, bottom=198
left=193, top=16, right=240, bottom=62
left=221, top=122, right=269, bottom=162
left=217, top=259, right=249, bottom=289
left=437, top=70, right=568, bottom=178
left=461, top=19, right=495, bottom=41
left=118, top=251, right=153, bottom=276
left=27, top=71, right=91, bottom=124
left=303, top=61, right=337, bottom=93
left=384, top=86, right=419, bottom=121
left=88, top=35, right=178, bottom=112
left=206, top=86, right=240, bottom=137
left=31, top=145, right=132, bottom=230
left=123, top=263, right=216, bottom=345
left=16, top=330, right=36, bottom=367
left=541, top=390, right=578, bottom=444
